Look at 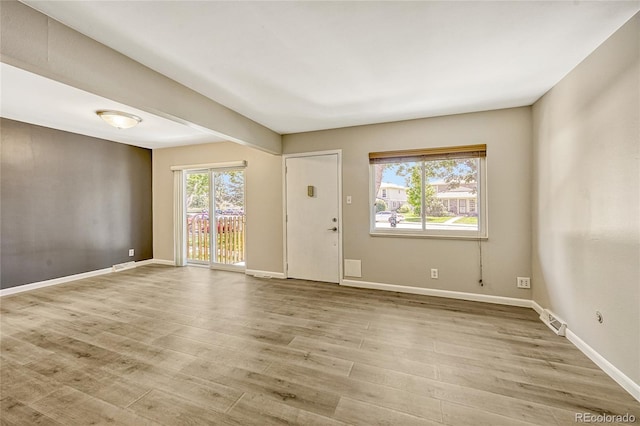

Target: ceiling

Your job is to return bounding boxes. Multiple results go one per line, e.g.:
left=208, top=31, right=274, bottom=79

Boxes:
left=0, top=63, right=224, bottom=149
left=7, top=1, right=640, bottom=143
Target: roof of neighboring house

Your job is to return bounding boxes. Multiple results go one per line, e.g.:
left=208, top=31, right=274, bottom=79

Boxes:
left=445, top=185, right=475, bottom=193
left=436, top=191, right=477, bottom=199
left=431, top=180, right=477, bottom=187
left=380, top=182, right=406, bottom=190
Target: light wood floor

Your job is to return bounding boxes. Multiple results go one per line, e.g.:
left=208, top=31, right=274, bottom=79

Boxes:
left=1, top=265, right=638, bottom=425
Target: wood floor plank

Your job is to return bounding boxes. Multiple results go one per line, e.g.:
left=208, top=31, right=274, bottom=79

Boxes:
left=178, top=359, right=341, bottom=417
left=265, top=362, right=443, bottom=422
left=441, top=401, right=538, bottom=426
left=152, top=333, right=273, bottom=372
left=227, top=393, right=348, bottom=425
left=102, top=357, right=243, bottom=413
left=333, top=397, right=440, bottom=426
left=0, top=358, right=64, bottom=405
left=0, top=335, right=56, bottom=366
left=30, top=386, right=161, bottom=426
left=24, top=355, right=150, bottom=408
left=128, top=388, right=241, bottom=426
left=8, top=328, right=123, bottom=371
left=83, top=330, right=199, bottom=372
left=288, top=335, right=438, bottom=379
left=1, top=265, right=637, bottom=425
left=153, top=332, right=354, bottom=376
left=436, top=363, right=640, bottom=417
left=0, top=396, right=63, bottom=426
left=434, top=339, right=599, bottom=370
left=349, top=362, right=559, bottom=426
left=360, top=336, right=557, bottom=383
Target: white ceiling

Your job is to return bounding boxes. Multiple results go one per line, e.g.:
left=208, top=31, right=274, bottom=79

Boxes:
left=10, top=1, right=640, bottom=140
left=0, top=63, right=224, bottom=149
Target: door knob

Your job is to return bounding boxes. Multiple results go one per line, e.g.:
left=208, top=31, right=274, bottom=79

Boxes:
left=327, top=227, right=338, bottom=231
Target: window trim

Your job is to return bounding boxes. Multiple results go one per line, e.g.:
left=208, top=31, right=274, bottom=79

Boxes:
left=369, top=146, right=488, bottom=239
left=369, top=144, right=486, bottom=163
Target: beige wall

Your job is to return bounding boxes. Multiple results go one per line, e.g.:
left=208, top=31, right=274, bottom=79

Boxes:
left=283, top=107, right=532, bottom=299
left=153, top=142, right=283, bottom=272
left=532, top=14, right=639, bottom=384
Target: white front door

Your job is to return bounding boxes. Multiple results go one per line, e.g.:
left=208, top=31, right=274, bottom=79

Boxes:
left=285, top=153, right=340, bottom=283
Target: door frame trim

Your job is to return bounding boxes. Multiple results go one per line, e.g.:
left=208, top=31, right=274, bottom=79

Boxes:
left=282, top=150, right=343, bottom=283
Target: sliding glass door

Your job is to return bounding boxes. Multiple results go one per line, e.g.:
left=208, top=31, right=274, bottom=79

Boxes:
left=212, top=170, right=245, bottom=267
left=185, top=168, right=245, bottom=269
left=185, top=170, right=210, bottom=263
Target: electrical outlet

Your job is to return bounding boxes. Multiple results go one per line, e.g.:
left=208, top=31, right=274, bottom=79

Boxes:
left=430, top=268, right=438, bottom=279
left=128, top=249, right=134, bottom=257
left=517, top=277, right=530, bottom=288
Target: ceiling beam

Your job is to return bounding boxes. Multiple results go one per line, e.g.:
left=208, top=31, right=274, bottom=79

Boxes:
left=0, top=0, right=282, bottom=154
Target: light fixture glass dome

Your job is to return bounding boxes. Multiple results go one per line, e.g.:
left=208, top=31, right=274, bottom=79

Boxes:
left=96, top=110, right=142, bottom=129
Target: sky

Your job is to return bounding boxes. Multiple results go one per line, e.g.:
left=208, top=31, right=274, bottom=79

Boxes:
left=380, top=160, right=476, bottom=187
left=382, top=166, right=407, bottom=186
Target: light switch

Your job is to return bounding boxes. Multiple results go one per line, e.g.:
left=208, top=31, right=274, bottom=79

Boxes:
left=346, top=196, right=352, bottom=204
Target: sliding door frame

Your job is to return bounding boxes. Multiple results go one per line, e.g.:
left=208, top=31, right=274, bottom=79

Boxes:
left=171, top=161, right=247, bottom=271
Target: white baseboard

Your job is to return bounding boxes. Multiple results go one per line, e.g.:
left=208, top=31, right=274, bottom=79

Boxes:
left=531, top=300, right=545, bottom=315
left=341, top=279, right=533, bottom=308
left=210, top=264, right=245, bottom=273
left=533, top=300, right=639, bottom=402
left=0, top=267, right=112, bottom=297
left=0, top=259, right=170, bottom=297
left=245, top=269, right=285, bottom=279
left=149, top=259, right=176, bottom=266
left=565, top=329, right=640, bottom=402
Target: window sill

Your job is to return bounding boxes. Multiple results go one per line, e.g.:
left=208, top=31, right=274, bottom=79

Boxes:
left=370, top=230, right=488, bottom=241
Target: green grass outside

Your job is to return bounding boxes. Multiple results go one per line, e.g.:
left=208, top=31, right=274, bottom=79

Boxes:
left=454, top=216, right=478, bottom=224
left=402, top=215, right=454, bottom=223
left=404, top=216, right=421, bottom=223
left=427, top=216, right=454, bottom=223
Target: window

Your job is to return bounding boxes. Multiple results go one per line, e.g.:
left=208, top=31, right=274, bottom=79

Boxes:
left=459, top=199, right=467, bottom=214
left=370, top=144, right=487, bottom=238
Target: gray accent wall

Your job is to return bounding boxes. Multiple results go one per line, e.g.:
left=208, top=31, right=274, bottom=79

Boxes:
left=1, top=118, right=153, bottom=289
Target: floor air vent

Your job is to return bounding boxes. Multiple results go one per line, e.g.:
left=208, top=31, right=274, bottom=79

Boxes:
left=112, top=261, right=136, bottom=272
left=540, top=309, right=567, bottom=336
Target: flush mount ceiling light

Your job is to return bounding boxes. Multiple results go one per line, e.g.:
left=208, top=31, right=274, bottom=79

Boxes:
left=96, top=110, right=142, bottom=129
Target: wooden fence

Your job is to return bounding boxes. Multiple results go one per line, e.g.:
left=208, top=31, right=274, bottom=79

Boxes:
left=215, top=215, right=246, bottom=264
left=187, top=214, right=209, bottom=261
left=187, top=215, right=245, bottom=264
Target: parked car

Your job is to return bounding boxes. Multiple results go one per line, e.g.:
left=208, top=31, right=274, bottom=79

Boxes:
left=375, top=211, right=405, bottom=222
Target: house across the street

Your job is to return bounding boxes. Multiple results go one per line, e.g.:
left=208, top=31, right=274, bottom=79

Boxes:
left=378, top=180, right=478, bottom=216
